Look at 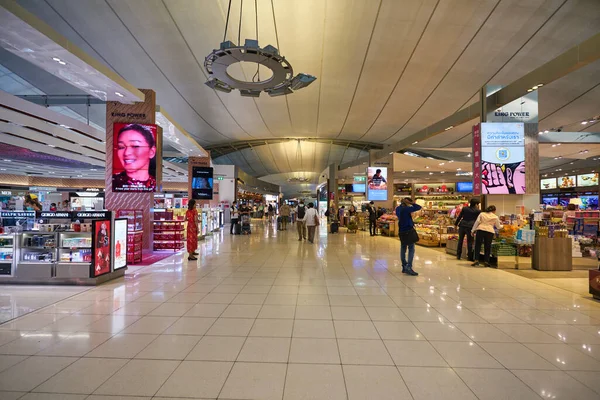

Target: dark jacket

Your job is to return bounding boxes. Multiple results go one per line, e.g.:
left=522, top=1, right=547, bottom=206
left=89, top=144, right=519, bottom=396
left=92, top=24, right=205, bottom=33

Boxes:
left=367, top=205, right=377, bottom=221
left=396, top=203, right=422, bottom=232
left=455, top=206, right=480, bottom=229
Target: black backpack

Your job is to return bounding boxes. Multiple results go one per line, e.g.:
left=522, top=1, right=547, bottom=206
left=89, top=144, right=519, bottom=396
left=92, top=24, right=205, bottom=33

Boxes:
left=297, top=205, right=306, bottom=219
left=268, top=204, right=273, bottom=212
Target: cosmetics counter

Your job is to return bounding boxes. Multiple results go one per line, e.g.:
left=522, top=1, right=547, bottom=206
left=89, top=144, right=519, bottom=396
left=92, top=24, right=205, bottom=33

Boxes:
left=0, top=211, right=127, bottom=285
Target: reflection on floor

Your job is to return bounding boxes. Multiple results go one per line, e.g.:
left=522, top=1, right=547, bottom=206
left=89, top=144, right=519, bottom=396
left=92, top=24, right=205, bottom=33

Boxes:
left=1, top=221, right=600, bottom=400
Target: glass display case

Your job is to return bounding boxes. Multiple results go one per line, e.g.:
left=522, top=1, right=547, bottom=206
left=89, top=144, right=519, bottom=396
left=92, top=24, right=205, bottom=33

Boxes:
left=0, top=233, right=15, bottom=275
left=153, top=220, right=185, bottom=251
left=56, top=231, right=93, bottom=278
left=17, top=232, right=57, bottom=279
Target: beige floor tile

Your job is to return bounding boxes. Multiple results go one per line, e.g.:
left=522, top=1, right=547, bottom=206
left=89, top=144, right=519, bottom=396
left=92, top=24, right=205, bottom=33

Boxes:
left=0, top=332, right=64, bottom=355
left=288, top=338, right=340, bottom=364
left=331, top=306, right=370, bottom=320
left=18, top=394, right=86, bottom=400
left=220, top=362, right=287, bottom=400
left=479, top=342, right=557, bottom=370
left=525, top=343, right=600, bottom=371
left=249, top=319, right=293, bottom=337
left=0, top=355, right=26, bottom=373
left=221, top=304, right=262, bottom=318
left=293, top=319, right=336, bottom=338
left=85, top=333, right=157, bottom=358
left=455, top=368, right=541, bottom=400
left=147, top=302, right=195, bottom=317
left=295, top=305, right=332, bottom=320
left=163, top=317, right=216, bottom=335
left=366, top=307, right=409, bottom=321
left=338, top=339, right=394, bottom=365
left=431, top=341, right=503, bottom=368
left=186, top=336, right=245, bottom=361
left=121, top=316, right=178, bottom=334
left=374, top=321, right=424, bottom=340
left=400, top=307, right=446, bottom=322
left=183, top=303, right=227, bottom=317
left=297, top=294, right=330, bottom=306
left=232, top=293, right=267, bottom=305
left=566, top=371, right=600, bottom=395
left=33, top=357, right=127, bottom=394
left=384, top=340, right=448, bottom=367
left=205, top=318, right=255, bottom=336
left=398, top=366, right=478, bottom=400
left=93, top=359, right=179, bottom=397
left=343, top=365, right=412, bottom=400
left=328, top=295, right=363, bottom=306
left=453, top=323, right=516, bottom=342
left=334, top=320, right=379, bottom=339
left=36, top=332, right=112, bottom=357
left=155, top=360, right=233, bottom=398
left=257, top=305, right=296, bottom=319
left=264, top=294, right=298, bottom=305
left=83, top=315, right=141, bottom=334
left=237, top=337, right=290, bottom=362
left=135, top=334, right=200, bottom=359
left=513, top=370, right=599, bottom=400
left=413, top=321, right=471, bottom=341
left=0, top=356, right=77, bottom=391
left=199, top=293, right=237, bottom=304
left=284, top=364, right=346, bottom=400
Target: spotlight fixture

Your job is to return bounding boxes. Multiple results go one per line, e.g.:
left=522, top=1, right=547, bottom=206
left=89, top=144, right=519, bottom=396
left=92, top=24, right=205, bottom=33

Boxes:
left=444, top=126, right=453, bottom=131
left=204, top=1, right=316, bottom=98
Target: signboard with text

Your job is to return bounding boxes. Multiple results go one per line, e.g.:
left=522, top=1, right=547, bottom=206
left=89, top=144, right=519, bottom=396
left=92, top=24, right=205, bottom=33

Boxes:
left=480, top=122, right=525, bottom=194
left=472, top=124, right=482, bottom=195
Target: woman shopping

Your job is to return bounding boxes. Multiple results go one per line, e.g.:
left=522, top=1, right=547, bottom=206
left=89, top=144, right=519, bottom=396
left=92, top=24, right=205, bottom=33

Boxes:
left=471, top=205, right=502, bottom=267
left=185, top=199, right=199, bottom=261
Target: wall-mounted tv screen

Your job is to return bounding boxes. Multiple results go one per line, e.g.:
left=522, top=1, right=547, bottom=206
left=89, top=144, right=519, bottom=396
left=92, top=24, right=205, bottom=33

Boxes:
left=558, top=176, right=576, bottom=189
left=352, top=184, right=366, bottom=193
left=540, top=178, right=557, bottom=190
left=456, top=182, right=473, bottom=193
left=580, top=195, right=599, bottom=210
left=542, top=196, right=558, bottom=206
left=577, top=173, right=599, bottom=187
left=191, top=167, right=213, bottom=200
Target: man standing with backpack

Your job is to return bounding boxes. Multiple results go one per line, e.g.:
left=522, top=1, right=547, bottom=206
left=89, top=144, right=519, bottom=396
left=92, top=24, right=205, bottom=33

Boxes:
left=295, top=200, right=307, bottom=241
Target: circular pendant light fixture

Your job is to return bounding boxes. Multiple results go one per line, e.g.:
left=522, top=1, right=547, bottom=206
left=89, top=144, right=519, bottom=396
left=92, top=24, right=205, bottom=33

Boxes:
left=204, top=0, right=316, bottom=97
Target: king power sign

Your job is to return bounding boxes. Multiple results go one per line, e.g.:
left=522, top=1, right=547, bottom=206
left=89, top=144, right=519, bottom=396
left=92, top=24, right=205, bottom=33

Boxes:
left=487, top=90, right=538, bottom=124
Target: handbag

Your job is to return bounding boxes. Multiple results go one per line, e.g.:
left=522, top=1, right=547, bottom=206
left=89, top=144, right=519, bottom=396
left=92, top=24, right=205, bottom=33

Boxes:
left=399, top=228, right=419, bottom=244
left=314, top=214, right=320, bottom=226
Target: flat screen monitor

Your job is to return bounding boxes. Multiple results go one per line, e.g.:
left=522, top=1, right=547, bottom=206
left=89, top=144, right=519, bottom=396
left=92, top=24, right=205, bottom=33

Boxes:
left=352, top=183, right=366, bottom=193
left=579, top=195, right=599, bottom=210
left=367, top=167, right=388, bottom=201
left=112, top=123, right=158, bottom=192
left=191, top=167, right=214, bottom=200
left=558, top=176, right=576, bottom=189
left=456, top=182, right=473, bottom=192
left=577, top=173, right=599, bottom=187
left=540, top=178, right=557, bottom=190
left=542, top=196, right=558, bottom=206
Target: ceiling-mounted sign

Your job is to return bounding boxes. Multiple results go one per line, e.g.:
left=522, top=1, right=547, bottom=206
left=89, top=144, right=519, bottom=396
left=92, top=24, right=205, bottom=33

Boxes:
left=354, top=176, right=366, bottom=182
left=487, top=90, right=538, bottom=123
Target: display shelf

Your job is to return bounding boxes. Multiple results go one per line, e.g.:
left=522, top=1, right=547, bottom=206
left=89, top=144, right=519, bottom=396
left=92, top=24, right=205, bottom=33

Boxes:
left=118, top=209, right=144, bottom=264
left=153, top=220, right=185, bottom=251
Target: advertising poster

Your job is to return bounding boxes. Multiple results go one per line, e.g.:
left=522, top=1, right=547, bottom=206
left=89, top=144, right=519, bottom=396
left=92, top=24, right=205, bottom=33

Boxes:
left=92, top=219, right=111, bottom=277
left=577, top=173, right=599, bottom=187
left=558, top=176, right=576, bottom=189
left=472, top=124, right=482, bottom=195
left=191, top=167, right=214, bottom=200
left=367, top=167, right=388, bottom=201
left=112, top=123, right=158, bottom=192
left=113, top=218, right=127, bottom=270
left=480, top=122, right=525, bottom=194
left=540, top=178, right=557, bottom=190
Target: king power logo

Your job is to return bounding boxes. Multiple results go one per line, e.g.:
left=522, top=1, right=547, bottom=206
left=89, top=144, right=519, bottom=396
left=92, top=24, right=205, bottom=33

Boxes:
left=494, top=111, right=530, bottom=118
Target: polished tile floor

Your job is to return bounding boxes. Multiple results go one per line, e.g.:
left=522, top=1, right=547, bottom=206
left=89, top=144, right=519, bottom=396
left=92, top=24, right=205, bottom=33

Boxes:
left=1, top=221, right=600, bottom=399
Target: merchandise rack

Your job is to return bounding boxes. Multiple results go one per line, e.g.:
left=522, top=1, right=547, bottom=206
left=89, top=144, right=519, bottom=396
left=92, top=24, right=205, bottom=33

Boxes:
left=117, top=209, right=143, bottom=264
left=153, top=210, right=185, bottom=251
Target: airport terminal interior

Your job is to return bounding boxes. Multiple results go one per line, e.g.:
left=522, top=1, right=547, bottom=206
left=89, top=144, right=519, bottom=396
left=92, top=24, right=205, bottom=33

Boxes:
left=0, top=0, right=600, bottom=399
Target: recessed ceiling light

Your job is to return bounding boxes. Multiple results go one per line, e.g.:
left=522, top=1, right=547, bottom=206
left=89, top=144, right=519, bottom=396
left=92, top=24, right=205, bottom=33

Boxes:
left=48, top=144, right=56, bottom=147
left=90, top=169, right=97, bottom=171
left=532, top=86, right=538, bottom=90
left=429, top=172, right=433, bottom=175
left=552, top=144, right=557, bottom=147
left=444, top=126, right=453, bottom=131
left=439, top=162, right=445, bottom=166
left=537, top=83, right=543, bottom=87
left=115, top=92, right=124, bottom=97
left=457, top=168, right=462, bottom=171
left=544, top=130, right=549, bottom=133
left=3, top=159, right=11, bottom=162
left=52, top=57, right=60, bottom=62
left=425, top=166, right=430, bottom=169
left=412, top=141, right=418, bottom=145
left=581, top=121, right=588, bottom=125
left=538, top=131, right=543, bottom=135
left=440, top=171, right=445, bottom=174
left=410, top=170, right=415, bottom=172
left=58, top=61, right=66, bottom=65
left=527, top=89, right=533, bottom=92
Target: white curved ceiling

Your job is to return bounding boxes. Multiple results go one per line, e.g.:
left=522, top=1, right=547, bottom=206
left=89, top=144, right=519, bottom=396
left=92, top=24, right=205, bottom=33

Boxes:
left=4, top=0, right=600, bottom=193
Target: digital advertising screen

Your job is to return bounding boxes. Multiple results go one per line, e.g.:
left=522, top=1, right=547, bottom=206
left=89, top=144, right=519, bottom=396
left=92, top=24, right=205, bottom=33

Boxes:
left=112, top=123, right=158, bottom=192
left=480, top=122, right=525, bottom=194
left=350, top=184, right=366, bottom=193
left=540, top=178, right=557, bottom=190
left=580, top=195, right=599, bottom=210
left=456, top=182, right=473, bottom=193
left=542, top=196, right=558, bottom=206
left=577, top=173, right=599, bottom=187
left=92, top=219, right=111, bottom=277
left=191, top=167, right=214, bottom=200
left=367, top=167, right=388, bottom=201
left=558, top=176, right=576, bottom=189
left=113, top=218, right=127, bottom=270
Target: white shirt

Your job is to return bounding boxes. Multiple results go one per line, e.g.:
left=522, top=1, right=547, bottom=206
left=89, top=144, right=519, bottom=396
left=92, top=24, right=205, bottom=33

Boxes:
left=472, top=212, right=501, bottom=234
left=304, top=208, right=319, bottom=226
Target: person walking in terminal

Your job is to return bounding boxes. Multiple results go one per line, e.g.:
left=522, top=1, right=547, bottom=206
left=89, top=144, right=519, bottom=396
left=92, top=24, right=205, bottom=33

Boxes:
left=185, top=199, right=199, bottom=261
left=230, top=201, right=239, bottom=234
left=304, top=202, right=320, bottom=244
left=280, top=202, right=291, bottom=230
left=295, top=200, right=307, bottom=241
left=454, top=198, right=481, bottom=261
left=396, top=197, right=421, bottom=276
left=471, top=205, right=502, bottom=267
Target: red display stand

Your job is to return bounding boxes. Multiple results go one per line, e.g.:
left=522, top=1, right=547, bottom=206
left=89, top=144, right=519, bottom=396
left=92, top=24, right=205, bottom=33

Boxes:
left=153, top=210, right=185, bottom=251
left=117, top=209, right=143, bottom=264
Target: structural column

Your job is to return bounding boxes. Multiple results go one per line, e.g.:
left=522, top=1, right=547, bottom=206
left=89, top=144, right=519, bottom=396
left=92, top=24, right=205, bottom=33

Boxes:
left=105, top=89, right=159, bottom=250
left=328, top=163, right=338, bottom=212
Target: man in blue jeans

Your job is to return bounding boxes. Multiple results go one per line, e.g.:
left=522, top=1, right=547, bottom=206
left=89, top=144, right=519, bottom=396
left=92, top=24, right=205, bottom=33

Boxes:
left=396, top=197, right=422, bottom=276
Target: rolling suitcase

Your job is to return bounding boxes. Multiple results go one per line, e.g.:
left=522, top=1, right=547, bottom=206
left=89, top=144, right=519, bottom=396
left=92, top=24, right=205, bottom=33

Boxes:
left=277, top=216, right=283, bottom=230
left=330, top=222, right=339, bottom=233
left=234, top=222, right=242, bottom=235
